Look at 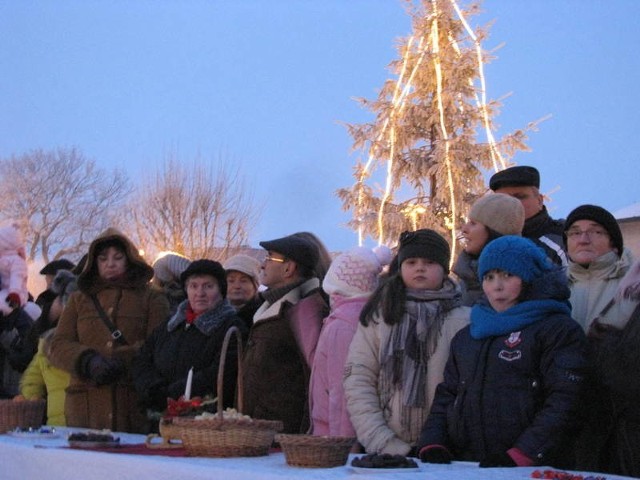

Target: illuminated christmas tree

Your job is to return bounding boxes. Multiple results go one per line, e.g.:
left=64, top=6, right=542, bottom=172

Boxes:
left=338, top=0, right=537, bottom=260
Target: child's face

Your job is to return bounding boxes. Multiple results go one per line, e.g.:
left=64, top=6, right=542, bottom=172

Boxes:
left=482, top=269, right=523, bottom=312
left=400, top=257, right=445, bottom=290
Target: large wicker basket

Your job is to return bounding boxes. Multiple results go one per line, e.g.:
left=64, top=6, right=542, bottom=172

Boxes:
left=275, top=434, right=356, bottom=468
left=171, top=326, right=283, bottom=457
left=0, top=399, right=46, bottom=432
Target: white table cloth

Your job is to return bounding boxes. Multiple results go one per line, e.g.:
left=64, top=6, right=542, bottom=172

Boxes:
left=0, top=427, right=632, bottom=480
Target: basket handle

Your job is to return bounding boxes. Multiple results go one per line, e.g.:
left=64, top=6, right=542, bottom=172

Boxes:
left=216, top=325, right=244, bottom=419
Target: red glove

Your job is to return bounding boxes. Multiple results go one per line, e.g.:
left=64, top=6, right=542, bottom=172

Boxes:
left=6, top=292, right=21, bottom=309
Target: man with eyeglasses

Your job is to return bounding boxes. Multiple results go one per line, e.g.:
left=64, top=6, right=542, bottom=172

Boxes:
left=241, top=233, right=329, bottom=434
left=490, top=165, right=567, bottom=267
left=564, top=204, right=640, bottom=477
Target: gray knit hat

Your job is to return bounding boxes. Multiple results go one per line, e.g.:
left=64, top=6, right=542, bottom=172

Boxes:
left=469, top=193, right=525, bottom=236
left=152, top=253, right=191, bottom=287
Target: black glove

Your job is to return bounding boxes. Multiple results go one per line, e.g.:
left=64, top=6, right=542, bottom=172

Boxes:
left=79, top=351, right=125, bottom=386
left=419, top=445, right=453, bottom=464
left=479, top=451, right=517, bottom=468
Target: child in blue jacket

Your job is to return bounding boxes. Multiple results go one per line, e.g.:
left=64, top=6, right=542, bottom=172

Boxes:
left=417, top=236, right=587, bottom=468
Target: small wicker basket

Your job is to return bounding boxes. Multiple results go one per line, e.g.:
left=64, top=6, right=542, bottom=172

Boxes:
left=0, top=399, right=46, bottom=433
left=275, top=434, right=356, bottom=468
left=171, top=326, right=283, bottom=457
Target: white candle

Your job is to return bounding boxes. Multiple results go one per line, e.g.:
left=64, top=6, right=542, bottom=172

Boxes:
left=184, top=367, right=193, bottom=401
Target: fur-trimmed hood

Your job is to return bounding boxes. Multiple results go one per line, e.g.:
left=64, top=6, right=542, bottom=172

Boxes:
left=77, top=227, right=153, bottom=294
left=616, top=256, right=640, bottom=301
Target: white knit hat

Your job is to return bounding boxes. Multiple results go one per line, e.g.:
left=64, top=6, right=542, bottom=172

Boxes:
left=223, top=254, right=261, bottom=287
left=323, top=246, right=393, bottom=298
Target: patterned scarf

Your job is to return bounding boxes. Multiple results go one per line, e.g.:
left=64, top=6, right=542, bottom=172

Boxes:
left=380, top=278, right=461, bottom=409
left=168, top=298, right=237, bottom=336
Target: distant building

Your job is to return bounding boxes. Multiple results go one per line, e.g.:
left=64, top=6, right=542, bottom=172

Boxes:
left=615, top=202, right=640, bottom=259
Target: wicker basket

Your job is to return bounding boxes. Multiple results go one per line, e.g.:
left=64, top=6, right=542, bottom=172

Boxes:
left=275, top=434, right=356, bottom=468
left=171, top=326, right=283, bottom=457
left=0, top=399, right=46, bottom=433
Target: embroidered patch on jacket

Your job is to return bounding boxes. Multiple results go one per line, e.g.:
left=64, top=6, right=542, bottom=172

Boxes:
left=504, top=331, right=522, bottom=348
left=498, top=350, right=522, bottom=362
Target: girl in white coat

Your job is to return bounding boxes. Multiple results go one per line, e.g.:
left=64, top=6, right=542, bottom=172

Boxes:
left=343, top=229, right=469, bottom=456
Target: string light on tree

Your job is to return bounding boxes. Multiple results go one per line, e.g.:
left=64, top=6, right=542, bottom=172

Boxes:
left=337, top=0, right=539, bottom=262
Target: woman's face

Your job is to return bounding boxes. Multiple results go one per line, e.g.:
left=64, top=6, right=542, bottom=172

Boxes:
left=97, top=246, right=128, bottom=281
left=461, top=219, right=490, bottom=255
left=400, top=257, right=445, bottom=290
left=226, top=271, right=257, bottom=307
left=482, top=269, right=523, bottom=312
left=186, top=274, right=223, bottom=314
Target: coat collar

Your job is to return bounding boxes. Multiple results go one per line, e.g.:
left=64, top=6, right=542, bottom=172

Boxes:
left=253, top=277, right=320, bottom=322
left=168, top=298, right=237, bottom=335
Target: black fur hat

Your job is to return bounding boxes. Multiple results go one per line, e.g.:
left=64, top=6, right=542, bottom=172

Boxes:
left=180, top=259, right=227, bottom=297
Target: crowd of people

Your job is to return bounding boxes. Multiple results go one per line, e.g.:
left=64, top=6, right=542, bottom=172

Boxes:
left=1, top=165, right=638, bottom=477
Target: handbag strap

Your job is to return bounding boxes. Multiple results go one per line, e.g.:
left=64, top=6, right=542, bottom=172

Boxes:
left=90, top=293, right=128, bottom=346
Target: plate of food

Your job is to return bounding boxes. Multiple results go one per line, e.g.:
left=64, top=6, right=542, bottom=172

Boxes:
left=8, top=426, right=60, bottom=439
left=351, top=466, right=421, bottom=474
left=350, top=453, right=420, bottom=473
left=68, top=431, right=120, bottom=448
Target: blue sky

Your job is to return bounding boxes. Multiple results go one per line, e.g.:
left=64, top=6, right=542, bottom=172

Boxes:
left=2, top=1, right=639, bottom=252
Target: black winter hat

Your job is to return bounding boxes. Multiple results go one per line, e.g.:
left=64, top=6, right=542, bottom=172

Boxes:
left=259, top=234, right=319, bottom=273
left=180, top=259, right=227, bottom=297
left=40, top=258, right=76, bottom=275
left=397, top=229, right=451, bottom=273
left=564, top=204, right=623, bottom=256
left=489, top=166, right=540, bottom=190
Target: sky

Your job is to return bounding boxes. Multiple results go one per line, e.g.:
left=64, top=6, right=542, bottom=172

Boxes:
left=2, top=0, right=640, bottom=254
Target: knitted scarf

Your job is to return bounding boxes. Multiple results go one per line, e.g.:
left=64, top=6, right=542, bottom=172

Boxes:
left=168, top=298, right=237, bottom=336
left=380, top=279, right=461, bottom=409
left=470, top=298, right=571, bottom=340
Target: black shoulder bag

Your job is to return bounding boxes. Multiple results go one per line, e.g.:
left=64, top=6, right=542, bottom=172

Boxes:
left=90, top=293, right=128, bottom=346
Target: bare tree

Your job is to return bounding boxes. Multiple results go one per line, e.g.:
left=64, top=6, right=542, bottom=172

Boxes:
left=127, top=155, right=260, bottom=262
left=0, top=147, right=131, bottom=263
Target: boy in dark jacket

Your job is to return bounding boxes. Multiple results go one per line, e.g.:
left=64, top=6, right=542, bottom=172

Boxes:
left=417, top=236, right=587, bottom=468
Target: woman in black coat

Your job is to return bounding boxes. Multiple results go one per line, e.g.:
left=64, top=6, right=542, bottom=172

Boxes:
left=132, top=260, right=246, bottom=424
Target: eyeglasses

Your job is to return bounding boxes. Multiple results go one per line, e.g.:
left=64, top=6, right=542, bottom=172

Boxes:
left=264, top=255, right=287, bottom=263
left=566, top=228, right=609, bottom=240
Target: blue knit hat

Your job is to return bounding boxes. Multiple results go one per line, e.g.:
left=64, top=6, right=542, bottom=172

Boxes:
left=478, top=236, right=551, bottom=283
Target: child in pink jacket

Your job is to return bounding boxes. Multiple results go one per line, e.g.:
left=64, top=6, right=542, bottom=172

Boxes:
left=0, top=222, right=29, bottom=313
left=310, top=246, right=391, bottom=437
